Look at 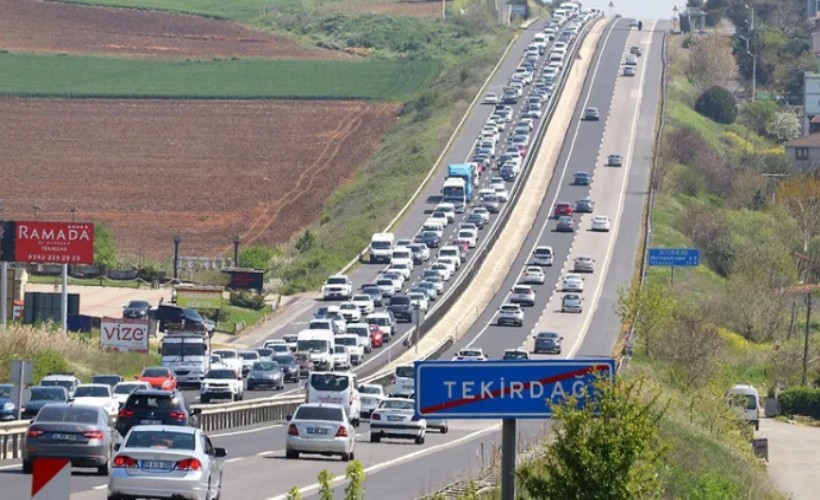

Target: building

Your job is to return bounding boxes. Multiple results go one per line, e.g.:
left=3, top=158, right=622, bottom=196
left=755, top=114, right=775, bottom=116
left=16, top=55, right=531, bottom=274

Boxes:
left=785, top=133, right=820, bottom=170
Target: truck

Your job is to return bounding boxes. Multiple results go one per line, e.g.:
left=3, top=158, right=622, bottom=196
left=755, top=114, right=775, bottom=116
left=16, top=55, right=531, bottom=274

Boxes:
left=160, top=333, right=211, bottom=388
left=442, top=164, right=476, bottom=212
left=296, top=329, right=335, bottom=372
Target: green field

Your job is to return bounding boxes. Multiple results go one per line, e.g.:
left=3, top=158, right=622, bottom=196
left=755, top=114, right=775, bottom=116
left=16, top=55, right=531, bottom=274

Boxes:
left=0, top=52, right=440, bottom=100
left=56, top=0, right=318, bottom=20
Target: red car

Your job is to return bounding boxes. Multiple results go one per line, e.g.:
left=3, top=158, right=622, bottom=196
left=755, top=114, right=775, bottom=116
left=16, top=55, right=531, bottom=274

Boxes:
left=554, top=202, right=573, bottom=217
left=137, top=367, right=177, bottom=391
left=369, top=325, right=384, bottom=348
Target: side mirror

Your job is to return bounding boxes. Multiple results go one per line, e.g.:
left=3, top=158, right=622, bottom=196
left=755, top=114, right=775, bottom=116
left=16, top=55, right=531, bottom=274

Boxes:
left=285, top=414, right=293, bottom=421
left=213, top=447, right=228, bottom=458
left=193, top=408, right=202, bottom=416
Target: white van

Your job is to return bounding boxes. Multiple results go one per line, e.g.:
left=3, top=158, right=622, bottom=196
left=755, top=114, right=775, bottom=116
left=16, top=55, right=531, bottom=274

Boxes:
left=370, top=232, right=395, bottom=264
left=296, top=329, right=335, bottom=372
left=345, top=322, right=373, bottom=353
left=728, top=384, right=760, bottom=430
left=307, top=371, right=361, bottom=426
left=391, top=247, right=414, bottom=270
left=423, top=218, right=445, bottom=238
left=390, top=364, right=415, bottom=397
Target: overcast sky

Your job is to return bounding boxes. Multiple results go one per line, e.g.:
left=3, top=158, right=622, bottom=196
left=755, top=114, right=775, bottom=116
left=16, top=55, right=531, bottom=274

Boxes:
left=580, top=0, right=682, bottom=20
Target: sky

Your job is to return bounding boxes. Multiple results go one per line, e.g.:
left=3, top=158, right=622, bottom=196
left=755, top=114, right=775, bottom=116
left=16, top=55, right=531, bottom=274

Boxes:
left=581, top=0, right=683, bottom=21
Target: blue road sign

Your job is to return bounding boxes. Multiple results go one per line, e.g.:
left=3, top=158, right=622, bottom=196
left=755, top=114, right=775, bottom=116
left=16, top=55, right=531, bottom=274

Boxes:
left=415, top=359, right=616, bottom=419
left=648, top=248, right=700, bottom=267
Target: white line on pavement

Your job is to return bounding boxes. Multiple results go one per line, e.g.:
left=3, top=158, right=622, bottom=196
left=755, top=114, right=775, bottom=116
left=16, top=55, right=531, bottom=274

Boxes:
left=211, top=423, right=283, bottom=438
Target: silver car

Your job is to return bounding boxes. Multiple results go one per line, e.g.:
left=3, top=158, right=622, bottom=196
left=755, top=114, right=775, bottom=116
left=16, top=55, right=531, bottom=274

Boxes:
left=286, top=403, right=356, bottom=461
left=370, top=398, right=427, bottom=444
left=109, top=425, right=226, bottom=500
left=561, top=293, right=584, bottom=313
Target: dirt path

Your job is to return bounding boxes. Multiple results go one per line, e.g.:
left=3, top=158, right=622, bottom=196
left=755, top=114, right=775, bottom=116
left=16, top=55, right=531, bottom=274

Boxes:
left=760, top=418, right=820, bottom=500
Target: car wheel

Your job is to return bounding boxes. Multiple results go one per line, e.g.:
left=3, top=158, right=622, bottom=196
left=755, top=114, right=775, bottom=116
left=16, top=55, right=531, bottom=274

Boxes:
left=370, top=433, right=381, bottom=443
left=285, top=448, right=299, bottom=459
left=415, top=435, right=425, bottom=445
left=352, top=418, right=360, bottom=428
left=342, top=452, right=352, bottom=462
left=22, top=459, right=32, bottom=474
left=98, top=462, right=109, bottom=476
left=441, top=425, right=449, bottom=434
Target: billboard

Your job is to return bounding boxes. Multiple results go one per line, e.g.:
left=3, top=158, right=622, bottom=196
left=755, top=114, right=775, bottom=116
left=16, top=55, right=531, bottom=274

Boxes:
left=175, top=287, right=223, bottom=310
left=100, top=318, right=150, bottom=353
left=0, top=221, right=95, bottom=264
left=226, top=270, right=265, bottom=291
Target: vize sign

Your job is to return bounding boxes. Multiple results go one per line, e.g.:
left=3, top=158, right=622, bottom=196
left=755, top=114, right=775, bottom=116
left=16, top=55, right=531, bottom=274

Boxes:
left=0, top=220, right=95, bottom=264
left=415, top=359, right=615, bottom=419
left=100, top=318, right=150, bottom=353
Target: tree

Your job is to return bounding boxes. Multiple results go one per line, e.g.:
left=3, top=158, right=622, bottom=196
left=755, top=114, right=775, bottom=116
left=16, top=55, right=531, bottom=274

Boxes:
left=618, top=282, right=677, bottom=358
left=777, top=176, right=820, bottom=252
left=739, top=100, right=778, bottom=136
left=93, top=221, right=117, bottom=270
left=517, top=376, right=666, bottom=499
left=766, top=111, right=801, bottom=143
left=684, top=34, right=735, bottom=92
left=238, top=245, right=276, bottom=270
left=286, top=486, right=303, bottom=500
left=295, top=230, right=315, bottom=253
left=695, top=86, right=737, bottom=124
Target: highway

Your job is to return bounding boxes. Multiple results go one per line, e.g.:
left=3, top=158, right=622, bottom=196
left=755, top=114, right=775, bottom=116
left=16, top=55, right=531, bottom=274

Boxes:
left=0, top=16, right=667, bottom=499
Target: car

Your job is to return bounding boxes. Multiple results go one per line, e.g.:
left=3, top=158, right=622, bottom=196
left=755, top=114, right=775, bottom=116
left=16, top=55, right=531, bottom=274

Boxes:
left=336, top=334, right=364, bottom=365
left=607, top=153, right=623, bottom=166
left=361, top=285, right=385, bottom=307
left=90, top=374, right=124, bottom=389
left=72, top=384, right=119, bottom=417
left=430, top=210, right=450, bottom=227
left=23, top=403, right=117, bottom=475
left=472, top=207, right=491, bottom=224
left=308, top=317, right=344, bottom=336
left=122, top=300, right=151, bottom=319
left=422, top=274, right=445, bottom=293
left=522, top=266, right=546, bottom=284
left=255, top=347, right=275, bottom=361
left=332, top=345, right=352, bottom=371
left=484, top=92, right=499, bottom=104
left=452, top=348, right=487, bottom=361
left=532, top=246, right=554, bottom=266
left=502, top=349, right=530, bottom=360
left=574, top=255, right=595, bottom=273
left=533, top=331, right=563, bottom=354
left=322, top=275, right=353, bottom=300
left=137, top=367, right=178, bottom=391
left=212, top=349, right=242, bottom=376
left=112, top=381, right=151, bottom=409
left=562, top=273, right=585, bottom=292
left=272, top=354, right=301, bottom=382
left=583, top=107, right=600, bottom=120
left=510, top=285, right=536, bottom=307
left=338, top=301, right=362, bottom=322
left=366, top=312, right=395, bottom=342
left=575, top=197, right=595, bottom=213
left=417, top=281, right=440, bottom=300
left=554, top=202, right=573, bottom=217
left=457, top=229, right=478, bottom=248
left=562, top=293, right=584, bottom=313
left=201, top=367, right=245, bottom=402
left=286, top=403, right=356, bottom=460
left=294, top=351, right=314, bottom=378
left=385, top=294, right=412, bottom=323
left=498, top=303, right=524, bottom=326
left=430, top=262, right=453, bottom=281
left=246, top=360, right=285, bottom=391
left=591, top=215, right=611, bottom=232
left=630, top=45, right=642, bottom=56
left=625, top=54, right=638, bottom=66
left=556, top=215, right=575, bottom=232
left=40, top=373, right=81, bottom=398
left=0, top=384, right=16, bottom=420
left=359, top=384, right=387, bottom=419
left=388, top=262, right=413, bottom=280
left=421, top=230, right=442, bottom=248
left=410, top=285, right=437, bottom=303
left=283, top=333, right=299, bottom=352
left=370, top=398, right=426, bottom=444
left=116, top=389, right=199, bottom=437
left=573, top=171, right=591, bottom=185
left=493, top=186, right=510, bottom=202
left=407, top=292, right=430, bottom=313
left=630, top=19, right=639, bottom=28
left=409, top=243, right=431, bottom=264
left=623, top=65, right=636, bottom=77
left=482, top=193, right=501, bottom=213
left=238, top=350, right=261, bottom=378
left=150, top=304, right=214, bottom=336
left=22, top=386, right=70, bottom=419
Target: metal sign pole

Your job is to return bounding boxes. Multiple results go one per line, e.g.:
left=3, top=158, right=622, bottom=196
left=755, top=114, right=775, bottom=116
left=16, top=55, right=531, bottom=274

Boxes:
left=61, top=264, right=68, bottom=333
left=15, top=362, right=26, bottom=421
left=1, top=261, right=7, bottom=333
left=501, top=418, right=517, bottom=500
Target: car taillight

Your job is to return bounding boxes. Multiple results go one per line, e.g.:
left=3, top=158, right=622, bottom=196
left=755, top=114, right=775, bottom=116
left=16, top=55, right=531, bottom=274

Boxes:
left=336, top=426, right=348, bottom=437
left=174, top=458, right=202, bottom=471
left=168, top=411, right=186, bottom=421
left=112, top=455, right=138, bottom=468
left=83, top=430, right=104, bottom=440
left=26, top=428, right=45, bottom=438
left=118, top=409, right=135, bottom=418
left=371, top=413, right=381, bottom=421
left=288, top=424, right=299, bottom=436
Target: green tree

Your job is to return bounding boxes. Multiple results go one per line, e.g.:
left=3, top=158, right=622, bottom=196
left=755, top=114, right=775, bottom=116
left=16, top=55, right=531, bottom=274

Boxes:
left=518, top=376, right=666, bottom=499
left=295, top=230, right=315, bottom=254
left=93, top=221, right=117, bottom=270
left=344, top=460, right=365, bottom=500
left=618, top=282, right=677, bottom=358
left=739, top=100, right=778, bottom=136
left=238, top=245, right=276, bottom=270
left=317, top=468, right=333, bottom=500
left=695, top=86, right=737, bottom=124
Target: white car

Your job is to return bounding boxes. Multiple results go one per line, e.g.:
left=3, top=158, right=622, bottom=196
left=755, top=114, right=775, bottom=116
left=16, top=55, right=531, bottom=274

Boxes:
left=452, top=348, right=487, bottom=361
left=387, top=264, right=412, bottom=280
left=333, top=345, right=352, bottom=371
left=238, top=350, right=260, bottom=378
left=212, top=349, right=242, bottom=376
left=430, top=262, right=453, bottom=281
left=359, top=384, right=387, bottom=419
left=286, top=403, right=356, bottom=461
left=498, top=303, right=524, bottom=326
left=338, top=301, right=362, bottom=322
left=110, top=426, right=226, bottom=499
left=335, top=335, right=364, bottom=365
left=366, top=312, right=395, bottom=341
left=472, top=207, right=491, bottom=224
left=112, top=381, right=151, bottom=408
left=532, top=246, right=554, bottom=266
left=370, top=398, right=427, bottom=444
left=510, top=285, right=536, bottom=307
left=489, top=177, right=506, bottom=191
left=407, top=292, right=429, bottom=313
left=72, top=384, right=119, bottom=416
left=562, top=273, right=585, bottom=292
left=263, top=339, right=287, bottom=349
left=561, top=293, right=584, bottom=313
left=493, top=186, right=510, bottom=202
left=457, top=229, right=478, bottom=248
left=200, top=367, right=245, bottom=403
left=283, top=333, right=299, bottom=352
left=322, top=275, right=353, bottom=300
left=574, top=255, right=595, bottom=273
left=484, top=92, right=499, bottom=104
left=209, top=354, right=226, bottom=369
left=591, top=215, right=611, bottom=232
left=522, top=266, right=546, bottom=284
left=350, top=294, right=375, bottom=314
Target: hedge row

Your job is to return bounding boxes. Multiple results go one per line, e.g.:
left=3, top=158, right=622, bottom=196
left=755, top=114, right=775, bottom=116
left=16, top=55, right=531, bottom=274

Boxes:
left=778, top=387, right=820, bottom=419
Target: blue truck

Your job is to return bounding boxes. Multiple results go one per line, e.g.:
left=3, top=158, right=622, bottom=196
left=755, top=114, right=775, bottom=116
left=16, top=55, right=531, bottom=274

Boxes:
left=442, top=164, right=475, bottom=211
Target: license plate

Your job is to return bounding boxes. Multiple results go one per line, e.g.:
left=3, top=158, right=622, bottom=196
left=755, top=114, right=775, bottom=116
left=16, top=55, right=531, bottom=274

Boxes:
left=387, top=415, right=404, bottom=422
left=141, top=460, right=173, bottom=470
left=140, top=419, right=162, bottom=425
left=51, top=433, right=77, bottom=441
left=307, top=427, right=328, bottom=435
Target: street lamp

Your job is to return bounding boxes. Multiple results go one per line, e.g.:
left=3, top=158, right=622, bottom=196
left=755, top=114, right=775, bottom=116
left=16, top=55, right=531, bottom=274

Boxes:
left=232, top=235, right=241, bottom=268
left=745, top=3, right=755, bottom=32
left=746, top=49, right=757, bottom=102
left=672, top=6, right=679, bottom=33
left=608, top=1, right=614, bottom=18
left=173, top=233, right=181, bottom=280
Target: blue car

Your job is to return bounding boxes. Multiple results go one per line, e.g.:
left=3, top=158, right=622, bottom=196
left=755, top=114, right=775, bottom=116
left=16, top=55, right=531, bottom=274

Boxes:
left=0, top=384, right=16, bottom=420
left=421, top=231, right=441, bottom=248
left=573, top=171, right=591, bottom=185
left=500, top=165, right=517, bottom=182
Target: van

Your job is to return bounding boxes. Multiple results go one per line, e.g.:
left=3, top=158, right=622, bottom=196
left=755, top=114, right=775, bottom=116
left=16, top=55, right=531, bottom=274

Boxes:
left=296, top=329, right=335, bottom=372
left=390, top=364, right=415, bottom=397
left=423, top=218, right=445, bottom=238
left=306, top=371, right=361, bottom=426
left=161, top=333, right=211, bottom=387
left=370, top=232, right=395, bottom=264
left=345, top=322, right=373, bottom=353
left=391, top=247, right=414, bottom=270
left=549, top=51, right=565, bottom=64
left=728, top=384, right=760, bottom=430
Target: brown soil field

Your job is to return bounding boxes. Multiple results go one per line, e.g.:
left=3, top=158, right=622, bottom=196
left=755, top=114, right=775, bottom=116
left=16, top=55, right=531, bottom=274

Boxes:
left=0, top=0, right=344, bottom=59
left=0, top=98, right=399, bottom=260
left=333, top=0, right=443, bottom=17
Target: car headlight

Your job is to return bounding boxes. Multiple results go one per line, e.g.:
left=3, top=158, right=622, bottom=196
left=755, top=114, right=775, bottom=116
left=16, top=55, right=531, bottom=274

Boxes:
left=2, top=402, right=14, bottom=410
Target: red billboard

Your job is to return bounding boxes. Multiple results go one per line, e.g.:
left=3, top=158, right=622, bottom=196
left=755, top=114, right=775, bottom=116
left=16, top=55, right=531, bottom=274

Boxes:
left=0, top=221, right=95, bottom=265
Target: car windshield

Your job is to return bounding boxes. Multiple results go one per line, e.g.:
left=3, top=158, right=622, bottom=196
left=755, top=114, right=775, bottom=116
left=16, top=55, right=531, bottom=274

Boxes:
left=206, top=369, right=237, bottom=379
left=334, top=345, right=347, bottom=354
left=41, top=380, right=73, bottom=391
left=367, top=317, right=389, bottom=326
left=504, top=352, right=528, bottom=359
left=360, top=386, right=382, bottom=395
left=91, top=376, right=121, bottom=386
left=37, top=406, right=98, bottom=423
left=256, top=348, right=274, bottom=358
left=310, top=374, right=350, bottom=392
left=74, top=386, right=109, bottom=398
left=30, top=388, right=65, bottom=400
left=0, top=385, right=12, bottom=398
left=336, top=337, right=356, bottom=346
left=239, top=352, right=259, bottom=360
left=501, top=306, right=519, bottom=312
left=114, top=383, right=143, bottom=395
left=128, top=395, right=179, bottom=410
left=381, top=400, right=414, bottom=410
left=371, top=241, right=391, bottom=250
left=214, top=350, right=236, bottom=359
left=126, top=430, right=195, bottom=450
left=284, top=334, right=298, bottom=342
left=297, top=340, right=328, bottom=353
left=272, top=355, right=295, bottom=365
left=327, top=277, right=348, bottom=285
left=161, top=342, right=207, bottom=356
left=126, top=301, right=150, bottom=309
left=294, top=406, right=344, bottom=422
left=340, top=303, right=358, bottom=310
left=538, top=332, right=559, bottom=340
left=142, top=368, right=169, bottom=377
left=460, top=350, right=482, bottom=357
left=396, top=366, right=414, bottom=378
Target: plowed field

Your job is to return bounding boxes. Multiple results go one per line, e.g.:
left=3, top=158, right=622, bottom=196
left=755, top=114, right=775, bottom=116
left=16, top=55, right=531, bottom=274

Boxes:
left=0, top=98, right=399, bottom=260
left=0, top=0, right=342, bottom=59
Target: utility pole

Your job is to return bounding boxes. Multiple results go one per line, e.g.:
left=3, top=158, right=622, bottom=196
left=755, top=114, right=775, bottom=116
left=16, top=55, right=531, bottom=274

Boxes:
left=761, top=173, right=787, bottom=204
left=608, top=1, right=614, bottom=18
left=413, top=303, right=422, bottom=355
left=788, top=300, right=797, bottom=340
left=803, top=292, right=812, bottom=387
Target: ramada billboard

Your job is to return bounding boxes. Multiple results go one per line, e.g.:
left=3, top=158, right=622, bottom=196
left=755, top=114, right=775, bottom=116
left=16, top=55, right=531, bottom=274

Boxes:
left=0, top=221, right=95, bottom=264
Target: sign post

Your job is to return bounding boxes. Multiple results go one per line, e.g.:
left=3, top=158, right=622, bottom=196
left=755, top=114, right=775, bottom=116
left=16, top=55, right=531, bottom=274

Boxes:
left=11, top=360, right=33, bottom=421
left=61, top=265, right=68, bottom=333
left=416, top=359, right=616, bottom=499
left=1, top=261, right=7, bottom=333
left=647, top=248, right=700, bottom=285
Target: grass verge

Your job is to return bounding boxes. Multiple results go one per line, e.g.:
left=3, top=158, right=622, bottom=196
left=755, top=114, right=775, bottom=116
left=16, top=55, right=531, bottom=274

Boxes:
left=28, top=274, right=145, bottom=289
left=215, top=304, right=272, bottom=334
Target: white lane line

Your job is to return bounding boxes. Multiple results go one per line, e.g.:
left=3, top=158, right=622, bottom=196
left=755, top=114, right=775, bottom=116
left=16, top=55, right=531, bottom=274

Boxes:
left=466, top=20, right=620, bottom=348
left=266, top=423, right=502, bottom=500
left=0, top=463, right=20, bottom=471
left=93, top=485, right=107, bottom=490
left=224, top=457, right=244, bottom=464
left=211, top=423, right=283, bottom=438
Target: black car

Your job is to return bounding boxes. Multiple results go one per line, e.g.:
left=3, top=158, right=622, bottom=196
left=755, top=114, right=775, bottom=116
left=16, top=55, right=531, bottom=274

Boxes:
left=150, top=305, right=213, bottom=336
left=91, top=374, right=124, bottom=389
left=122, top=300, right=151, bottom=319
left=272, top=354, right=301, bottom=382
left=465, top=213, right=485, bottom=229
left=361, top=286, right=384, bottom=307
left=115, top=389, right=198, bottom=436
left=387, top=295, right=413, bottom=323
left=421, top=231, right=441, bottom=248
left=0, top=384, right=16, bottom=421
left=22, top=386, right=70, bottom=419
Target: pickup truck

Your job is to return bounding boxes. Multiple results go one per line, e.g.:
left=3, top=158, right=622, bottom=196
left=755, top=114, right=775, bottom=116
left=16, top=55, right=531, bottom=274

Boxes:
left=322, top=275, right=353, bottom=301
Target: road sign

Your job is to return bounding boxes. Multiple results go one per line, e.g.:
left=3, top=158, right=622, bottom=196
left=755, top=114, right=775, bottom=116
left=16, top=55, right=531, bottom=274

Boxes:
left=31, top=457, right=70, bottom=500
left=648, top=248, right=700, bottom=267
left=415, top=359, right=615, bottom=419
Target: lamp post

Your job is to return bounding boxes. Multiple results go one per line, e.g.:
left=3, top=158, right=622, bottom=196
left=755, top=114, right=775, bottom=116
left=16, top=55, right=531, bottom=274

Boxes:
left=232, top=235, right=241, bottom=268
left=747, top=49, right=757, bottom=101
left=173, top=233, right=181, bottom=280
left=672, top=6, right=678, bottom=33
left=745, top=3, right=755, bottom=32
left=608, top=1, right=614, bottom=18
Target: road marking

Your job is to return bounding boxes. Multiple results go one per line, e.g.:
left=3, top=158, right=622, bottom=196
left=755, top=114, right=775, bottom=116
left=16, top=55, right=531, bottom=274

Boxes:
left=0, top=463, right=20, bottom=471
left=266, top=423, right=502, bottom=500
left=224, top=457, right=244, bottom=464
left=93, top=485, right=107, bottom=490
left=211, top=423, right=283, bottom=438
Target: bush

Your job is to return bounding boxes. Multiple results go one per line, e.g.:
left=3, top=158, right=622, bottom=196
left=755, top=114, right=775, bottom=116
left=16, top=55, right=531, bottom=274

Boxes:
left=238, top=245, right=276, bottom=270
left=739, top=100, right=778, bottom=136
left=229, top=290, right=268, bottom=310
left=695, top=86, right=737, bottom=124
left=778, top=387, right=820, bottom=419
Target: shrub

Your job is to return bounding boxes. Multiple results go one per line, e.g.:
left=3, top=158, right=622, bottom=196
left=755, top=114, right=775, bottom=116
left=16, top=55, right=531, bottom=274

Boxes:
left=229, top=290, right=267, bottom=310
left=778, top=387, right=820, bottom=419
left=238, top=245, right=276, bottom=270
left=739, top=100, right=778, bottom=136
left=695, top=86, right=737, bottom=124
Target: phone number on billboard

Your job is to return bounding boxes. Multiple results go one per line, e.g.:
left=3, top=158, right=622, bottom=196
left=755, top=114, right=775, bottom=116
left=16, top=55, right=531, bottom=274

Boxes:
left=25, top=253, right=86, bottom=263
